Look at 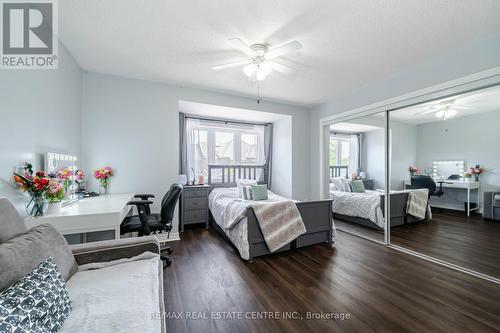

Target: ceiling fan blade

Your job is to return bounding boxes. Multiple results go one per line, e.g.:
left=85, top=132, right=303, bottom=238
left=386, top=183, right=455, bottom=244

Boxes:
left=266, top=40, right=302, bottom=59
left=415, top=109, right=438, bottom=116
left=212, top=59, right=249, bottom=71
left=228, top=37, right=255, bottom=56
left=270, top=61, right=296, bottom=75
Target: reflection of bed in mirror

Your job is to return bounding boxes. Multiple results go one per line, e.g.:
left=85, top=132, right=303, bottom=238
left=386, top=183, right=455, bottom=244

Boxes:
left=330, top=181, right=429, bottom=230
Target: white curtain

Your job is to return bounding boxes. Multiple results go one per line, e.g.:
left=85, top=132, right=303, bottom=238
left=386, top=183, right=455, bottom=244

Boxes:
left=349, top=134, right=360, bottom=176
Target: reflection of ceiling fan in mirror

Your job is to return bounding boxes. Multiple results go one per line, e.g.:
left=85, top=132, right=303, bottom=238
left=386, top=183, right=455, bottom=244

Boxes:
left=212, top=38, right=302, bottom=82
left=415, top=97, right=475, bottom=120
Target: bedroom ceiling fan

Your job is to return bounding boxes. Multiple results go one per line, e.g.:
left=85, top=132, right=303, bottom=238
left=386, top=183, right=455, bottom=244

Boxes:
left=415, top=99, right=470, bottom=120
left=212, top=38, right=302, bottom=82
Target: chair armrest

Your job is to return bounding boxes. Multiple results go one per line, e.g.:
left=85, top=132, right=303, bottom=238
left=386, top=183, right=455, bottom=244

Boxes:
left=127, top=200, right=153, bottom=206
left=70, top=236, right=160, bottom=265
left=134, top=194, right=155, bottom=199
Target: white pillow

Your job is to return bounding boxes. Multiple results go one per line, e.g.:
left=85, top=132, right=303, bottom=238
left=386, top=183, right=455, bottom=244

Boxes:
left=236, top=178, right=258, bottom=188
left=330, top=177, right=352, bottom=192
left=341, top=178, right=352, bottom=192
left=239, top=186, right=253, bottom=200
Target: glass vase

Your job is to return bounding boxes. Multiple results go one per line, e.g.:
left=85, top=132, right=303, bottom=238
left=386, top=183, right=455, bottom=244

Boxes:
left=99, top=178, right=109, bottom=195
left=26, top=195, right=47, bottom=217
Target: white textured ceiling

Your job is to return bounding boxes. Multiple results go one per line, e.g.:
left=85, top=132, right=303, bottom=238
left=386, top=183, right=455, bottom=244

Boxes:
left=59, top=0, right=500, bottom=106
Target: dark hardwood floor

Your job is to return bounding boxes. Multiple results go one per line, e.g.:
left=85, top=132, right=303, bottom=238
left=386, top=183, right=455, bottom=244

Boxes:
left=163, top=228, right=500, bottom=333
left=391, top=210, right=500, bottom=278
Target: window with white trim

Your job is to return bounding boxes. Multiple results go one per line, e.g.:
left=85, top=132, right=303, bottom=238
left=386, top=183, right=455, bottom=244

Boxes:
left=186, top=119, right=265, bottom=179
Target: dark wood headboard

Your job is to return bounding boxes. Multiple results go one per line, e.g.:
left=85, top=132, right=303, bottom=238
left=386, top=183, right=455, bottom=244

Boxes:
left=208, top=164, right=268, bottom=188
left=330, top=166, right=349, bottom=178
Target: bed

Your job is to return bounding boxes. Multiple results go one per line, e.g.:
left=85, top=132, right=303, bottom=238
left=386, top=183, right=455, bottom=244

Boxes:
left=329, top=180, right=430, bottom=230
left=207, top=164, right=335, bottom=260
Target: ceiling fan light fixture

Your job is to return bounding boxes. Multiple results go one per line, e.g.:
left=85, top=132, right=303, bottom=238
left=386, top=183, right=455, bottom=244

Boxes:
left=435, top=108, right=457, bottom=120
left=243, top=61, right=272, bottom=81
left=243, top=63, right=257, bottom=77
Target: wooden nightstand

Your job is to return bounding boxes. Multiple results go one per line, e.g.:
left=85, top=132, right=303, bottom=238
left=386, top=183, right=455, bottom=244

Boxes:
left=362, top=179, right=374, bottom=190
left=179, top=185, right=211, bottom=232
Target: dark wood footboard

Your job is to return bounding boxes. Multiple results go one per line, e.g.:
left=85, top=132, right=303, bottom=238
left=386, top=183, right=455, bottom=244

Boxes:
left=247, top=200, right=333, bottom=260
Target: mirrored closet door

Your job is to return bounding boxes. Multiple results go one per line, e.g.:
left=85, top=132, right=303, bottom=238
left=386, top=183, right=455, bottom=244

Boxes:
left=388, top=84, right=500, bottom=280
left=329, top=111, right=387, bottom=243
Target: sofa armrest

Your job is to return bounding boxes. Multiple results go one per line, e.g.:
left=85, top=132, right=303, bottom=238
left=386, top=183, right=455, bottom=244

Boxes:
left=70, top=236, right=160, bottom=266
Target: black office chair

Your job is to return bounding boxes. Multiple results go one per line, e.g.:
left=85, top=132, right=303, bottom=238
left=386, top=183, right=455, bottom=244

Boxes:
left=410, top=175, right=444, bottom=198
left=120, top=184, right=183, bottom=266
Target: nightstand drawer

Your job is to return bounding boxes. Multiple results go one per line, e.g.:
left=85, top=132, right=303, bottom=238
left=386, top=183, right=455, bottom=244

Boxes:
left=183, top=190, right=207, bottom=198
left=185, top=197, right=207, bottom=210
left=184, top=209, right=207, bottom=223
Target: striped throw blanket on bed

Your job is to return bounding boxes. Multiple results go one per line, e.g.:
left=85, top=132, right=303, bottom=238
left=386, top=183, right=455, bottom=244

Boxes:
left=249, top=200, right=306, bottom=252
left=406, top=189, right=429, bottom=220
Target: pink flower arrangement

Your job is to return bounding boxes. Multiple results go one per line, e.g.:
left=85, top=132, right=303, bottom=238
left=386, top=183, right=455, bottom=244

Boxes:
left=45, top=179, right=65, bottom=203
left=94, top=167, right=113, bottom=179
left=94, top=167, right=114, bottom=193
left=469, top=166, right=485, bottom=175
left=408, top=166, right=419, bottom=173
left=57, top=168, right=73, bottom=180
left=467, top=165, right=486, bottom=181
left=75, top=170, right=85, bottom=183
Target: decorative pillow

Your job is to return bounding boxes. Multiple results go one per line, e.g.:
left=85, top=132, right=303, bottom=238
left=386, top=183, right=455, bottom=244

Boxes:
left=351, top=180, right=366, bottom=193
left=0, top=224, right=78, bottom=292
left=239, top=186, right=253, bottom=200
left=330, top=177, right=352, bottom=192
left=0, top=257, right=71, bottom=333
left=251, top=185, right=268, bottom=201
left=341, top=178, right=352, bottom=192
left=236, top=178, right=258, bottom=188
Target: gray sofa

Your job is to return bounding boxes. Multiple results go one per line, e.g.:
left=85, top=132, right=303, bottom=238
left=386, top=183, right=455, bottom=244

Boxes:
left=0, top=197, right=166, bottom=332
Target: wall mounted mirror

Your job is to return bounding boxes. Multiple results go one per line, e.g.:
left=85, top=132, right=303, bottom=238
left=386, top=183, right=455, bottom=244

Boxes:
left=433, top=160, right=465, bottom=180
left=44, top=152, right=79, bottom=200
left=389, top=84, right=500, bottom=281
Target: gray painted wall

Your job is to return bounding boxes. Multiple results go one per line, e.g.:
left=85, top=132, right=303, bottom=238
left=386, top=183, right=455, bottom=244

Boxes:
left=0, top=43, right=82, bottom=215
left=415, top=111, right=500, bottom=206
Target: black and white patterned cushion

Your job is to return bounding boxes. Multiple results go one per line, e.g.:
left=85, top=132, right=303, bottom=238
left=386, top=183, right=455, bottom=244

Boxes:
left=0, top=256, right=71, bottom=333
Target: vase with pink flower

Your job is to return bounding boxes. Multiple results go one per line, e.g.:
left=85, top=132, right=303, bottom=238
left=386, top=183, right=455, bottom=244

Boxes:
left=13, top=163, right=50, bottom=217
left=408, top=165, right=419, bottom=177
left=57, top=167, right=73, bottom=197
left=469, top=165, right=485, bottom=182
left=94, top=167, right=113, bottom=195
left=45, top=179, right=65, bottom=214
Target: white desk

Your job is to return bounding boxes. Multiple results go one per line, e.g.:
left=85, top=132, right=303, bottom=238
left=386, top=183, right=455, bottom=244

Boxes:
left=404, top=180, right=480, bottom=216
left=25, top=193, right=133, bottom=240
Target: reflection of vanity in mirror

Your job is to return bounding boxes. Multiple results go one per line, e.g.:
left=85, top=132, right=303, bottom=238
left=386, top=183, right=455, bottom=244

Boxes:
left=404, top=160, right=480, bottom=216
left=432, top=160, right=465, bottom=181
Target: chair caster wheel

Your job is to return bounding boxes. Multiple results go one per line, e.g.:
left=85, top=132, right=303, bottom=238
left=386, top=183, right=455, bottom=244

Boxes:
left=161, top=256, right=172, bottom=267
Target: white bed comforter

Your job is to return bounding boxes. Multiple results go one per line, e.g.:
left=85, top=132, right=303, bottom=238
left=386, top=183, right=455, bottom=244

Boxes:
left=209, top=188, right=337, bottom=260
left=209, top=187, right=288, bottom=259
left=330, top=189, right=385, bottom=228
